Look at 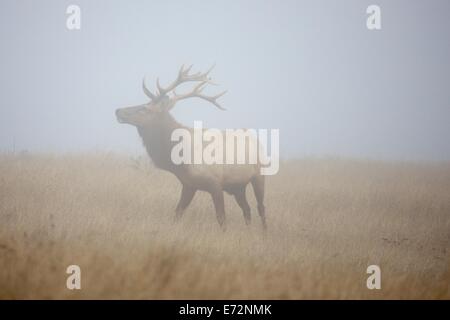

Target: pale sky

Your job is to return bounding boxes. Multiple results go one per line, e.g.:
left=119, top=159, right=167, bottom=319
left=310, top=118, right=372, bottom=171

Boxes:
left=1, top=0, right=449, bottom=161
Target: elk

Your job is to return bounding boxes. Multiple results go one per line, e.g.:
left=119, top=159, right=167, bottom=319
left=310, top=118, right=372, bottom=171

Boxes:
left=116, top=65, right=266, bottom=231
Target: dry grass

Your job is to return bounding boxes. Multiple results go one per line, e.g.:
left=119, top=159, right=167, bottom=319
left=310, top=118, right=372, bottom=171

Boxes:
left=0, top=153, right=449, bottom=299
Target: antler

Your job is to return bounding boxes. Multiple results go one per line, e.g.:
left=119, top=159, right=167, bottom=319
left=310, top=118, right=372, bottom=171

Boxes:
left=142, top=65, right=210, bottom=101
left=170, top=80, right=227, bottom=110
left=142, top=65, right=227, bottom=109
left=142, top=77, right=157, bottom=100
left=156, top=64, right=216, bottom=96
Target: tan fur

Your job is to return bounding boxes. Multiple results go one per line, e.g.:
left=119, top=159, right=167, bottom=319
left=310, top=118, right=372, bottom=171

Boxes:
left=116, top=66, right=266, bottom=230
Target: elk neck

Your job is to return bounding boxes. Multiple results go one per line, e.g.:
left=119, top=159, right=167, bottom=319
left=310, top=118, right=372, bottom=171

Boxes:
left=137, top=112, right=185, bottom=174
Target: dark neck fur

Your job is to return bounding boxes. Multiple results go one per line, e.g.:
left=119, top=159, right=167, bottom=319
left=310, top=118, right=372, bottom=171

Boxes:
left=137, top=113, right=184, bottom=173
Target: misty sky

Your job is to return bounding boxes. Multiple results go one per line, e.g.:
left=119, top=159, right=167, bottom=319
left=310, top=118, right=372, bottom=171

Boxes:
left=1, top=0, right=449, bottom=161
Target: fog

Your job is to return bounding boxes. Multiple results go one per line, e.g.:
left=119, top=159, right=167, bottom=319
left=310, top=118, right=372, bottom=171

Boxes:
left=1, top=0, right=449, bottom=161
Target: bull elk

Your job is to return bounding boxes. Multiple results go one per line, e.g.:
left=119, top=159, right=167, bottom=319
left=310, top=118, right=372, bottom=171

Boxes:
left=115, top=65, right=266, bottom=231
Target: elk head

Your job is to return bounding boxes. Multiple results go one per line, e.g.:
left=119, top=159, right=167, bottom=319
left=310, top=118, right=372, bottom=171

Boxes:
left=115, top=64, right=227, bottom=128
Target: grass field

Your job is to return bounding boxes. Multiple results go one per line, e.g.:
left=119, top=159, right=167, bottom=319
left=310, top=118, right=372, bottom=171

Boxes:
left=0, top=153, right=449, bottom=299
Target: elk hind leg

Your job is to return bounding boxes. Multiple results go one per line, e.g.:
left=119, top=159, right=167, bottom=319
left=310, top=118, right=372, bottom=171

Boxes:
left=210, top=189, right=226, bottom=231
left=251, top=176, right=266, bottom=230
left=233, top=187, right=251, bottom=226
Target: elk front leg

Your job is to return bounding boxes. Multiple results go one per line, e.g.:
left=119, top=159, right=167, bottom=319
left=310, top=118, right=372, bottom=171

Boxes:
left=174, top=185, right=196, bottom=222
left=210, top=189, right=226, bottom=231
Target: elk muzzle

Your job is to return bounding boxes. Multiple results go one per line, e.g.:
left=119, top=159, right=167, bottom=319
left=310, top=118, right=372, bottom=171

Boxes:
left=115, top=108, right=127, bottom=124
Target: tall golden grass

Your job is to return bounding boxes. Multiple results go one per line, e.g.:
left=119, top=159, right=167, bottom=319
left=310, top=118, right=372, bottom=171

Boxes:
left=0, top=153, right=449, bottom=299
